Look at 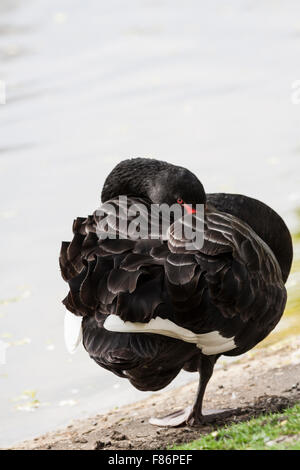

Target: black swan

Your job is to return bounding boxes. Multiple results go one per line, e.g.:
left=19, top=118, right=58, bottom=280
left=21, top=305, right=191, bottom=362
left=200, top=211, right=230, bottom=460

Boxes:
left=60, top=158, right=293, bottom=426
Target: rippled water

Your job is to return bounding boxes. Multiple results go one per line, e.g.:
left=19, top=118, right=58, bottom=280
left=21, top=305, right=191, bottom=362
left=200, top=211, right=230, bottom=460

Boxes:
left=1, top=0, right=300, bottom=447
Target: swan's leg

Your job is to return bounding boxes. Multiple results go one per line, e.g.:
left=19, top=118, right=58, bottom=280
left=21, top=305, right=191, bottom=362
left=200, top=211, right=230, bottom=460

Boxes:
left=149, top=354, right=231, bottom=427
left=186, top=354, right=224, bottom=425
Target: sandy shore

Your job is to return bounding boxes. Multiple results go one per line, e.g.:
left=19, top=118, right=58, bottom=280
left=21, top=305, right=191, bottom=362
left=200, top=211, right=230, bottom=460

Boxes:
left=7, top=335, right=300, bottom=450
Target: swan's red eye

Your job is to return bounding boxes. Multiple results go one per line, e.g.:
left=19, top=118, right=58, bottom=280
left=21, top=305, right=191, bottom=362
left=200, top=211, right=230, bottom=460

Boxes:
left=177, top=198, right=184, bottom=204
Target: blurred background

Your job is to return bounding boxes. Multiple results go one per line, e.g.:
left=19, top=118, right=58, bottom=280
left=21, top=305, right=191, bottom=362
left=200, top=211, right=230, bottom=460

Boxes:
left=1, top=0, right=300, bottom=447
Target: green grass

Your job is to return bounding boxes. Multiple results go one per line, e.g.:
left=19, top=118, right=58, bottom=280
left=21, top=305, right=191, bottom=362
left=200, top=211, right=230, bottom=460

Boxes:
left=171, top=404, right=300, bottom=450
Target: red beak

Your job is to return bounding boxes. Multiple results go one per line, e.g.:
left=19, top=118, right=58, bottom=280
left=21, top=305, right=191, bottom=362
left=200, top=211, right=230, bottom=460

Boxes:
left=183, top=204, right=196, bottom=214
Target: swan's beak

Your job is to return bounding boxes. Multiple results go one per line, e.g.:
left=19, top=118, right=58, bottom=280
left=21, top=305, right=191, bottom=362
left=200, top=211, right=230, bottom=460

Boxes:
left=183, top=204, right=196, bottom=214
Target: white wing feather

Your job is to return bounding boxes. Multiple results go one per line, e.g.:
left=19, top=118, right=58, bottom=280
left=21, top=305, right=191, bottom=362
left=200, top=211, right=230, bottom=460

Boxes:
left=64, top=311, right=83, bottom=354
left=104, top=315, right=235, bottom=355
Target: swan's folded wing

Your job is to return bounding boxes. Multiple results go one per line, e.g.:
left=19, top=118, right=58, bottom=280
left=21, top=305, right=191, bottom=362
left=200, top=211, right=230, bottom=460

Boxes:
left=59, top=197, right=168, bottom=321
left=167, top=205, right=287, bottom=331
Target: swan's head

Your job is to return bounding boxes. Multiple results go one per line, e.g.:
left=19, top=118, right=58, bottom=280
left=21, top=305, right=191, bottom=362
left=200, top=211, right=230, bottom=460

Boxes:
left=101, top=158, right=206, bottom=210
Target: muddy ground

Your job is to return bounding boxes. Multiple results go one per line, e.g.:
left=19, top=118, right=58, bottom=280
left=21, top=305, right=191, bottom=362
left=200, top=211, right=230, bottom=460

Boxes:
left=7, top=336, right=300, bottom=450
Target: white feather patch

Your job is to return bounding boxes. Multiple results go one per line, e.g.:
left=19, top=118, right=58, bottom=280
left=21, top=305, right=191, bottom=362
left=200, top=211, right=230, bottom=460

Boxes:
left=104, top=315, right=235, bottom=355
left=64, top=311, right=83, bottom=354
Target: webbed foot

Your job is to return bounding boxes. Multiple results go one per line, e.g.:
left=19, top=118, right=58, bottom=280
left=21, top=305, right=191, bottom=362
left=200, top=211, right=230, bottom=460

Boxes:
left=149, top=407, right=232, bottom=427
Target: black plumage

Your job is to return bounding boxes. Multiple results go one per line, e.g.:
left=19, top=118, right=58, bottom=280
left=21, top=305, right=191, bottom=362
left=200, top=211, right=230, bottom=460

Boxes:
left=60, top=158, right=293, bottom=425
